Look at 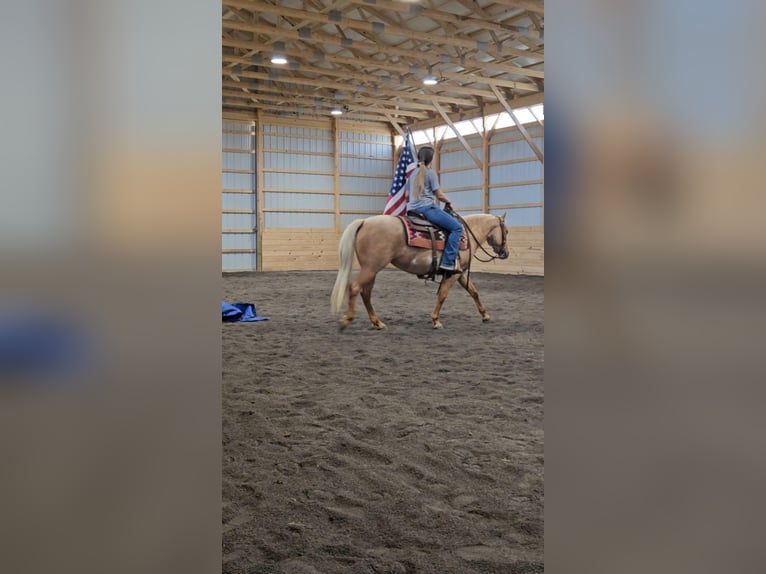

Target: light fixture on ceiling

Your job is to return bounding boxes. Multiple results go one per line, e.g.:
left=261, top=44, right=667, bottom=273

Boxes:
left=330, top=108, right=343, bottom=116
left=423, top=66, right=438, bottom=85
left=270, top=41, right=287, bottom=65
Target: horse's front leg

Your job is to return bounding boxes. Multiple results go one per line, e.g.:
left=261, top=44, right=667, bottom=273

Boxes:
left=431, top=274, right=461, bottom=329
left=458, top=274, right=491, bottom=322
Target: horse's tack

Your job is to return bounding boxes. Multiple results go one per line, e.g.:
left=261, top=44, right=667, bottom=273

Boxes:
left=398, top=214, right=468, bottom=281
left=397, top=214, right=469, bottom=252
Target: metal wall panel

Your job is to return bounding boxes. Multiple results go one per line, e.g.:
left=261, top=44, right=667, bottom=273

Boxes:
left=222, top=152, right=253, bottom=170
left=440, top=147, right=483, bottom=169
left=264, top=152, right=333, bottom=172
left=223, top=233, right=258, bottom=250
left=340, top=195, right=387, bottom=212
left=222, top=193, right=256, bottom=211
left=489, top=161, right=543, bottom=182
left=222, top=213, right=256, bottom=230
left=491, top=207, right=542, bottom=226
left=263, top=172, right=334, bottom=191
left=222, top=172, right=253, bottom=190
left=340, top=156, right=391, bottom=176
left=339, top=140, right=391, bottom=159
left=440, top=169, right=483, bottom=189
left=222, top=120, right=257, bottom=271
left=445, top=189, right=483, bottom=209
left=490, top=137, right=544, bottom=161
left=490, top=184, right=543, bottom=205
left=263, top=192, right=334, bottom=210
left=222, top=252, right=257, bottom=271
left=223, top=132, right=253, bottom=150
left=265, top=212, right=335, bottom=228
left=339, top=175, right=389, bottom=193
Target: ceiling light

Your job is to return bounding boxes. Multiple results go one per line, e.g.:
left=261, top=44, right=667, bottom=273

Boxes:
left=270, top=41, right=287, bottom=65
left=330, top=108, right=343, bottom=116
left=423, top=65, right=438, bottom=85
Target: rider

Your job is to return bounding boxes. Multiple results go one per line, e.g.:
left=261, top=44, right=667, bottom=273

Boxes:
left=405, top=146, right=463, bottom=276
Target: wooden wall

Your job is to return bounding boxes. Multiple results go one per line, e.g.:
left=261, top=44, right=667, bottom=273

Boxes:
left=261, top=228, right=340, bottom=271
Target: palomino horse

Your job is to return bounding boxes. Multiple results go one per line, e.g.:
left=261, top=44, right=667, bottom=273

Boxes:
left=331, top=213, right=509, bottom=329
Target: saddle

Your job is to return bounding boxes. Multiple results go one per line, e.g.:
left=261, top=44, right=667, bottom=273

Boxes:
left=399, top=211, right=468, bottom=280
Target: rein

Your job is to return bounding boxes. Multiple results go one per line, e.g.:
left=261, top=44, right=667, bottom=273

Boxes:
left=449, top=209, right=505, bottom=263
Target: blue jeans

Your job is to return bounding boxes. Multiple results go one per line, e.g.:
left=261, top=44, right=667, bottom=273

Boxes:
left=418, top=204, right=463, bottom=268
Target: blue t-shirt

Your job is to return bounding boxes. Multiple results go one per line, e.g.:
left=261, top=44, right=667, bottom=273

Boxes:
left=406, top=167, right=440, bottom=211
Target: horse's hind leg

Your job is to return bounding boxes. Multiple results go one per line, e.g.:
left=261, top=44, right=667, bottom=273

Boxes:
left=359, top=272, right=386, bottom=329
left=341, top=278, right=361, bottom=328
left=431, top=274, right=461, bottom=329
left=342, top=267, right=385, bottom=329
left=458, top=274, right=491, bottom=322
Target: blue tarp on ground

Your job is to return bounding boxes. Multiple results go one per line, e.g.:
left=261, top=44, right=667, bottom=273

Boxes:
left=222, top=302, right=269, bottom=322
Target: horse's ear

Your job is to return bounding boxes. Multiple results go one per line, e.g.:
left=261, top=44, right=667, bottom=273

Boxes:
left=501, top=212, right=506, bottom=222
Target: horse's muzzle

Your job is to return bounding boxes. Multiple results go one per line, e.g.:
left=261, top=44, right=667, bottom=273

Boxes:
left=498, top=250, right=509, bottom=259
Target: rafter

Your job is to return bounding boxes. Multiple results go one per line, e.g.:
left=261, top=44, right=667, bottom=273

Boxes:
left=223, top=99, right=402, bottom=123
left=490, top=85, right=544, bottom=163
left=489, top=0, right=544, bottom=14
left=220, top=1, right=543, bottom=124
left=222, top=86, right=430, bottom=119
left=222, top=35, right=543, bottom=79
left=222, top=78, right=449, bottom=114
left=228, top=69, right=478, bottom=107
left=223, top=1, right=539, bottom=60
left=223, top=53, right=540, bottom=94
left=432, top=101, right=483, bottom=169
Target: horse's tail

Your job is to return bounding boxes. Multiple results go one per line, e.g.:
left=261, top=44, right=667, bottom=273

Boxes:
left=331, top=218, right=365, bottom=314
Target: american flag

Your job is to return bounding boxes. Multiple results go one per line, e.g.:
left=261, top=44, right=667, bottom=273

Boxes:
left=383, top=130, right=417, bottom=217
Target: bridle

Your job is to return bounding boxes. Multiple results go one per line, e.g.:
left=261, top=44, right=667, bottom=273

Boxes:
left=449, top=209, right=509, bottom=264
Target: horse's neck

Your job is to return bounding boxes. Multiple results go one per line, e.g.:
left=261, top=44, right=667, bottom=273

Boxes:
left=464, top=215, right=495, bottom=244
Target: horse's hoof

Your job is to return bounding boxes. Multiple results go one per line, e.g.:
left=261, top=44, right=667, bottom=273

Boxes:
left=482, top=315, right=491, bottom=322
left=371, top=321, right=386, bottom=330
left=433, top=322, right=443, bottom=329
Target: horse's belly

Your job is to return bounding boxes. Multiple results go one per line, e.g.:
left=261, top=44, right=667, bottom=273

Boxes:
left=391, top=249, right=435, bottom=275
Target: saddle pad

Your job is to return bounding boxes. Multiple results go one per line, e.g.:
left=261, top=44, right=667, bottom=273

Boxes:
left=398, top=216, right=468, bottom=251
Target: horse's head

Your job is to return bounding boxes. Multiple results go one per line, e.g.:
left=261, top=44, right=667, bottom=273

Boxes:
left=487, top=213, right=509, bottom=259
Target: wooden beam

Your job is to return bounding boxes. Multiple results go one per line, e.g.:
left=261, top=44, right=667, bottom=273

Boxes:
left=224, top=69, right=478, bottom=107
left=220, top=21, right=543, bottom=73
left=432, top=101, right=483, bottom=170
left=490, top=85, right=544, bottom=163
left=340, top=0, right=543, bottom=41
left=384, top=113, right=407, bottom=138
left=223, top=57, right=537, bottom=97
left=491, top=0, right=545, bottom=14
left=223, top=36, right=544, bottom=78
left=224, top=0, right=533, bottom=60
left=411, top=92, right=544, bottom=131
left=223, top=50, right=543, bottom=84
left=222, top=85, right=429, bottom=119
left=333, top=117, right=340, bottom=231
left=483, top=121, right=490, bottom=213
left=223, top=100, right=397, bottom=124
left=222, top=78, right=439, bottom=114
left=255, top=110, right=264, bottom=270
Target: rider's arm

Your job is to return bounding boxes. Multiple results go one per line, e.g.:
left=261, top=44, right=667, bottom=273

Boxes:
left=434, top=188, right=451, bottom=205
